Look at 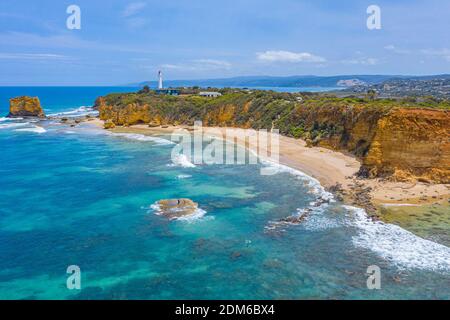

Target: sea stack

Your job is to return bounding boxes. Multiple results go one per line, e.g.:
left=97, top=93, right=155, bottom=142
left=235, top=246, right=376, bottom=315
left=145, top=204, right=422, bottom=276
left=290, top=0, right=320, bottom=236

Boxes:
left=8, top=96, right=45, bottom=118
left=154, top=199, right=199, bottom=220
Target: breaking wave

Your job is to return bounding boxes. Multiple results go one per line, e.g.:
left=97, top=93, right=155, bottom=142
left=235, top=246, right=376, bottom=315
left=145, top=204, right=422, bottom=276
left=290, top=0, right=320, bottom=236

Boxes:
left=14, top=126, right=47, bottom=134
left=0, top=122, right=31, bottom=129
left=261, top=156, right=450, bottom=272
left=177, top=174, right=192, bottom=179
left=260, top=159, right=334, bottom=202
left=48, top=106, right=98, bottom=118
left=345, top=205, right=450, bottom=272
left=0, top=117, right=23, bottom=122
left=111, top=133, right=174, bottom=145
left=150, top=203, right=207, bottom=222
left=168, top=154, right=196, bottom=168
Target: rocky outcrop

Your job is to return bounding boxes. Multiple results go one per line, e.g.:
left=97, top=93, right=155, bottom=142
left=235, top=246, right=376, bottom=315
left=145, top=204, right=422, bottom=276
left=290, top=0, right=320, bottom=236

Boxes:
left=288, top=104, right=450, bottom=183
left=154, top=199, right=199, bottom=220
left=361, top=108, right=450, bottom=183
left=8, top=96, right=45, bottom=118
left=96, top=97, right=155, bottom=126
left=95, top=91, right=450, bottom=183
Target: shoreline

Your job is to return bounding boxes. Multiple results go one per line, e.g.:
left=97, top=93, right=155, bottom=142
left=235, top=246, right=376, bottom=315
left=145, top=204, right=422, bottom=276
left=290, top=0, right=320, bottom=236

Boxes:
left=88, top=118, right=450, bottom=216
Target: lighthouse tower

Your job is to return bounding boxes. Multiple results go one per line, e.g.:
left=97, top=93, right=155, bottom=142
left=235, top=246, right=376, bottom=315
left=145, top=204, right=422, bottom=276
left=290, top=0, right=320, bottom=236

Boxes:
left=158, top=70, right=163, bottom=89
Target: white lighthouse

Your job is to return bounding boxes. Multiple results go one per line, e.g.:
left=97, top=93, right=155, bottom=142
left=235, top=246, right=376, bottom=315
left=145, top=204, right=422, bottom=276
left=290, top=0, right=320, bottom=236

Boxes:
left=158, top=70, right=163, bottom=89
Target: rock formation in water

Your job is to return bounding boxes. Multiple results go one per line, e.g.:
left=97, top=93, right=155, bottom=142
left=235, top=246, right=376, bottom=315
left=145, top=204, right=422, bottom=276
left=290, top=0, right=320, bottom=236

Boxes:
left=95, top=90, right=450, bottom=183
left=154, top=198, right=199, bottom=219
left=8, top=96, right=45, bottom=118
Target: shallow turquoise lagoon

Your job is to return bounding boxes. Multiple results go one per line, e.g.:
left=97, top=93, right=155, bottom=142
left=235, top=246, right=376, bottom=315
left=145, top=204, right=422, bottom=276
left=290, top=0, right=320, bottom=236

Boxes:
left=0, top=87, right=449, bottom=300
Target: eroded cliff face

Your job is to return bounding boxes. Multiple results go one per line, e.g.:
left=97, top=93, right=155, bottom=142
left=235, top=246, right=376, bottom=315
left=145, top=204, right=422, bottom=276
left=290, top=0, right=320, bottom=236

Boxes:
left=8, top=96, right=45, bottom=118
left=96, top=97, right=173, bottom=126
left=362, top=108, right=449, bottom=183
left=95, top=95, right=449, bottom=183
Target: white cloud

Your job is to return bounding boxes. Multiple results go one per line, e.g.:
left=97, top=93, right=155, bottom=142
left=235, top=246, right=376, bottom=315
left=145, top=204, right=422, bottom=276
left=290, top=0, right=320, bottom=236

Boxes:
left=341, top=57, right=379, bottom=65
left=421, top=48, right=450, bottom=62
left=257, top=50, right=326, bottom=63
left=161, top=64, right=189, bottom=70
left=384, top=45, right=411, bottom=54
left=0, top=53, right=69, bottom=60
left=122, top=2, right=147, bottom=17
left=193, top=59, right=231, bottom=69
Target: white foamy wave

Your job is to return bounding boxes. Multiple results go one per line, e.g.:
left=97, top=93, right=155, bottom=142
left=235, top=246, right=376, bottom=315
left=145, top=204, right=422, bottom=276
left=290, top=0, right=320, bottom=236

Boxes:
left=116, top=133, right=174, bottom=145
left=150, top=203, right=162, bottom=214
left=345, top=205, right=450, bottom=272
left=150, top=203, right=207, bottom=222
left=176, top=208, right=208, bottom=222
left=177, top=174, right=192, bottom=179
left=266, top=195, right=336, bottom=232
left=14, top=126, right=47, bottom=134
left=169, top=154, right=196, bottom=168
left=301, top=203, right=341, bottom=231
left=260, top=159, right=334, bottom=202
left=112, top=133, right=174, bottom=145
left=0, top=122, right=30, bottom=129
left=0, top=117, right=23, bottom=122
left=48, top=106, right=98, bottom=118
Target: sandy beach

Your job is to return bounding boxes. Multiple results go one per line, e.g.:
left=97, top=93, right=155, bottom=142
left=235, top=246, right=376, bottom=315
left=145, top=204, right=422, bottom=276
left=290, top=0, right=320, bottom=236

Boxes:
left=89, top=118, right=450, bottom=213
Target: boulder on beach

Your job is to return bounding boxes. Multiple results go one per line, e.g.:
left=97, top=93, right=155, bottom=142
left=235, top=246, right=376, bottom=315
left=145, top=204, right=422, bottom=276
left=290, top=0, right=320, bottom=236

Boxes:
left=154, top=198, right=199, bottom=219
left=8, top=96, right=45, bottom=118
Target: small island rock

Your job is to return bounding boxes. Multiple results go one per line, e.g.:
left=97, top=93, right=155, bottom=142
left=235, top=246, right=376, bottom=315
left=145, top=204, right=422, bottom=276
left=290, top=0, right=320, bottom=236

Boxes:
left=8, top=96, right=45, bottom=118
left=154, top=198, right=199, bottom=219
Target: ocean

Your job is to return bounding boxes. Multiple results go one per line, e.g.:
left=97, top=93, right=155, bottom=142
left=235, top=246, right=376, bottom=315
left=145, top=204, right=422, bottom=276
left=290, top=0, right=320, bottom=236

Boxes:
left=0, top=87, right=449, bottom=299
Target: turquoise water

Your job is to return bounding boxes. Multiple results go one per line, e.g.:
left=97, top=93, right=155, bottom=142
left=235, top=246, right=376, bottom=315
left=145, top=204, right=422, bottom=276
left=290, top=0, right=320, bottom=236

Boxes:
left=0, top=87, right=449, bottom=300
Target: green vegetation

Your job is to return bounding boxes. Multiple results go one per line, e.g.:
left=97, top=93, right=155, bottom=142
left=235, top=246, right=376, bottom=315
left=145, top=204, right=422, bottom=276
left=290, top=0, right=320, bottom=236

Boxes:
left=97, top=88, right=449, bottom=141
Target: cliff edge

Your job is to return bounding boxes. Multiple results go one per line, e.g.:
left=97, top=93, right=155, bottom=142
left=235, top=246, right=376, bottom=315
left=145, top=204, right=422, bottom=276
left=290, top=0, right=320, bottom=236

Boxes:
left=95, top=90, right=450, bottom=183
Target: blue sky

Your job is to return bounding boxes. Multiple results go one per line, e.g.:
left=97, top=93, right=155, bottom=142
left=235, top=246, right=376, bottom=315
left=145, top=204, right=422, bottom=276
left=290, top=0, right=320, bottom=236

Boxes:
left=0, top=0, right=449, bottom=85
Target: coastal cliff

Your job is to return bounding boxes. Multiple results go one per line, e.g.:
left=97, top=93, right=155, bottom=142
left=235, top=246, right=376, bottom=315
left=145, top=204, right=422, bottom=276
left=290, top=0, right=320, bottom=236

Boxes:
left=95, top=90, right=450, bottom=183
left=8, top=96, right=45, bottom=118
left=362, top=108, right=449, bottom=183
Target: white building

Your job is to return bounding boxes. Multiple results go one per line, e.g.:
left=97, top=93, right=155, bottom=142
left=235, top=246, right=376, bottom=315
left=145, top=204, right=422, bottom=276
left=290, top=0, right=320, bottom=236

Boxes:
left=199, top=91, right=222, bottom=98
left=158, top=70, right=163, bottom=89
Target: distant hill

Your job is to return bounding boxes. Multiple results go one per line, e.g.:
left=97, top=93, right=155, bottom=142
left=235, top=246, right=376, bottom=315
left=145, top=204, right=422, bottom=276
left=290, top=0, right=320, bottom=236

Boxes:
left=338, top=77, right=450, bottom=99
left=131, top=74, right=450, bottom=89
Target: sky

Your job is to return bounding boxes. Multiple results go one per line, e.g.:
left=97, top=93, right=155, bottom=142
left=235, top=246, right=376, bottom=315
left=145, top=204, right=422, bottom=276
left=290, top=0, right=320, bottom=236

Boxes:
left=0, top=0, right=449, bottom=85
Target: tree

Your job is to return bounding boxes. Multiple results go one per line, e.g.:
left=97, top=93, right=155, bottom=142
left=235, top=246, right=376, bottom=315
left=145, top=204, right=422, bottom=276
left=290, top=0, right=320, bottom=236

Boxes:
left=366, top=89, right=378, bottom=100
left=139, top=85, right=151, bottom=94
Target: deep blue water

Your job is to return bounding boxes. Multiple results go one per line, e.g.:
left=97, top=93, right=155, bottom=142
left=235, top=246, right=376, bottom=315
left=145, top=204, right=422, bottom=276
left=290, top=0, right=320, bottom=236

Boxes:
left=0, top=87, right=449, bottom=300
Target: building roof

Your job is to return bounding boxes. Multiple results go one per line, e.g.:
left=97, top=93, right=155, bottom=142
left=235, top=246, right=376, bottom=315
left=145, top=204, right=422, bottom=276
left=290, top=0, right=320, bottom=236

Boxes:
left=199, top=91, right=222, bottom=95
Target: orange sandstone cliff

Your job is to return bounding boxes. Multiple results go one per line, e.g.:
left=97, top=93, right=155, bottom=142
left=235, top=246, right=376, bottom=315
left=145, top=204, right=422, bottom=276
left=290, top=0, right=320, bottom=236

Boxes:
left=362, top=108, right=449, bottom=183
left=95, top=93, right=450, bottom=183
left=8, top=96, right=45, bottom=118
